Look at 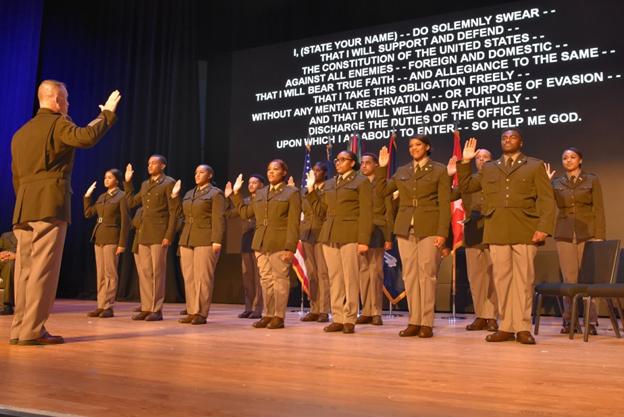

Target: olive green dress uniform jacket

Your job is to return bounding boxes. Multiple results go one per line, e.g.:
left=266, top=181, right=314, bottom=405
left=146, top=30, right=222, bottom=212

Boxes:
left=130, top=207, right=143, bottom=254
left=552, top=172, right=605, bottom=242
left=124, top=174, right=177, bottom=244
left=84, top=189, right=130, bottom=248
left=370, top=176, right=395, bottom=247
left=12, top=108, right=118, bottom=224
left=457, top=153, right=555, bottom=244
left=374, top=161, right=451, bottom=239
left=306, top=172, right=373, bottom=245
left=226, top=197, right=256, bottom=253
left=174, top=185, right=226, bottom=247
left=460, top=190, right=488, bottom=248
left=300, top=188, right=325, bottom=243
left=230, top=183, right=301, bottom=253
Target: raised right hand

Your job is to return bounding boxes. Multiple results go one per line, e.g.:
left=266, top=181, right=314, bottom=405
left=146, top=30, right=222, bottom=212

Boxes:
left=99, top=90, right=121, bottom=113
left=224, top=181, right=233, bottom=198
left=85, top=181, right=97, bottom=197
left=462, top=138, right=479, bottom=162
left=378, top=146, right=389, bottom=167
left=305, top=169, right=315, bottom=192
left=125, top=164, right=134, bottom=182
left=232, top=174, right=244, bottom=194
left=171, top=180, right=181, bottom=198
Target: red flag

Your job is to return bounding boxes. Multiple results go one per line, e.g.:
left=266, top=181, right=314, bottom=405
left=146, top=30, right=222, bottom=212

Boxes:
left=451, top=129, right=465, bottom=251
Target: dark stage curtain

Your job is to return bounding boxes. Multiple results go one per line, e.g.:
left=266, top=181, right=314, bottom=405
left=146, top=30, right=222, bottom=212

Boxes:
left=2, top=0, right=203, bottom=302
left=0, top=0, right=44, bottom=233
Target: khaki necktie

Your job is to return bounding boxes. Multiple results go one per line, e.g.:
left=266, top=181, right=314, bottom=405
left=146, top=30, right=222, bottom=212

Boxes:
left=570, top=175, right=576, bottom=184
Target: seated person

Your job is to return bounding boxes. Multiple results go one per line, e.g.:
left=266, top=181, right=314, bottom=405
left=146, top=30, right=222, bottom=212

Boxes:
left=0, top=231, right=17, bottom=315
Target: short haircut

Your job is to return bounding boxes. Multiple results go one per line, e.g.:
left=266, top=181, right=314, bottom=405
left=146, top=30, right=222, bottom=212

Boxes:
left=150, top=154, right=167, bottom=165
left=362, top=152, right=379, bottom=164
left=501, top=127, right=523, bottom=140
left=38, top=80, right=66, bottom=102
left=249, top=174, right=266, bottom=185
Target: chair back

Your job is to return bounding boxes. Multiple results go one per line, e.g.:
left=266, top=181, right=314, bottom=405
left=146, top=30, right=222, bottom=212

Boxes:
left=614, top=248, right=624, bottom=284
left=578, top=240, right=621, bottom=285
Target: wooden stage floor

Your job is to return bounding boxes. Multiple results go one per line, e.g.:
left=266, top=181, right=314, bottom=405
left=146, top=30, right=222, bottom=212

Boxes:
left=0, top=299, right=623, bottom=417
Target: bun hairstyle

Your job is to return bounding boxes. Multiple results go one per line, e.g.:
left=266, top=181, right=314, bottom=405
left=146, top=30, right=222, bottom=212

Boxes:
left=412, top=135, right=432, bottom=156
left=343, top=150, right=360, bottom=171
left=313, top=161, right=328, bottom=173
left=565, top=147, right=583, bottom=159
left=108, top=168, right=123, bottom=184
left=269, top=159, right=289, bottom=176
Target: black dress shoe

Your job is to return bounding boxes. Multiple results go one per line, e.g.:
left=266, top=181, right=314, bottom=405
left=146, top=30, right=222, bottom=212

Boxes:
left=133, top=307, right=142, bottom=313
left=132, top=311, right=150, bottom=321
left=343, top=323, right=355, bottom=333
left=179, top=314, right=194, bottom=324
left=486, top=330, right=515, bottom=342
left=191, top=315, right=207, bottom=325
left=516, top=331, right=536, bottom=345
left=18, top=331, right=64, bottom=345
left=0, top=304, right=14, bottom=315
left=418, top=326, right=433, bottom=338
left=301, top=313, right=319, bottom=322
left=466, top=318, right=487, bottom=331
left=323, top=322, right=344, bottom=332
left=99, top=308, right=114, bottom=318
left=180, top=309, right=188, bottom=315
left=87, top=308, right=104, bottom=318
left=399, top=325, right=421, bottom=337
left=587, top=324, right=598, bottom=336
left=267, top=317, right=285, bottom=329
left=146, top=311, right=163, bottom=321
left=356, top=315, right=373, bottom=324
left=248, top=312, right=262, bottom=319
left=238, top=310, right=252, bottom=318
left=317, top=313, right=330, bottom=322
left=372, top=315, right=383, bottom=326
left=253, top=316, right=273, bottom=328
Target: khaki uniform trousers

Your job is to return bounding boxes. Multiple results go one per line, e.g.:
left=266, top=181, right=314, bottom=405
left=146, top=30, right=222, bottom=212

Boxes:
left=180, top=246, right=219, bottom=318
left=12, top=219, right=67, bottom=341
left=323, top=242, right=362, bottom=325
left=359, top=247, right=385, bottom=317
left=556, top=239, right=598, bottom=324
left=241, top=252, right=263, bottom=314
left=93, top=244, right=120, bottom=310
left=1, top=261, right=15, bottom=305
left=397, top=233, right=441, bottom=327
left=489, top=244, right=537, bottom=333
left=255, top=250, right=292, bottom=319
left=137, top=244, right=169, bottom=313
left=465, top=247, right=498, bottom=320
left=301, top=241, right=330, bottom=315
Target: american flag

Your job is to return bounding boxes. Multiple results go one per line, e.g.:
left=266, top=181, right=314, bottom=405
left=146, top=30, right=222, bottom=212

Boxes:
left=293, top=145, right=311, bottom=297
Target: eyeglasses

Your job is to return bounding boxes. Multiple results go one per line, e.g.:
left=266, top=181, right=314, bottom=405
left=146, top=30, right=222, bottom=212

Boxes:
left=334, top=158, right=353, bottom=164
